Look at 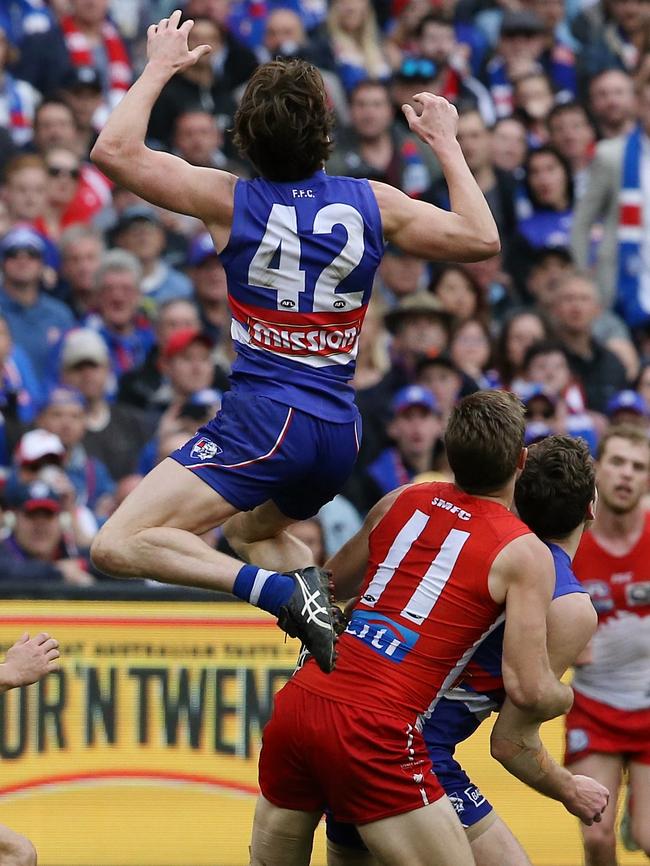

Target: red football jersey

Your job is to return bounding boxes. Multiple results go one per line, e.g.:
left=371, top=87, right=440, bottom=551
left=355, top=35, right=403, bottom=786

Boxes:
left=295, top=481, right=530, bottom=720
left=571, top=514, right=650, bottom=710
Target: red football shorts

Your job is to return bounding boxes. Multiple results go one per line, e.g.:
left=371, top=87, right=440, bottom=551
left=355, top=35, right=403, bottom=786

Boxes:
left=258, top=682, right=444, bottom=825
left=564, top=690, right=650, bottom=766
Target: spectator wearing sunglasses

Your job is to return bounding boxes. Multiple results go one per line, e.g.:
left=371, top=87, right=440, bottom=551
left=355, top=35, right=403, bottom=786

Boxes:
left=0, top=226, right=74, bottom=381
left=38, top=147, right=95, bottom=242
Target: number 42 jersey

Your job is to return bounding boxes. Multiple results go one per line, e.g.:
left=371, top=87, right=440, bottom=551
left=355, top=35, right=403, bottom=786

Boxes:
left=295, top=482, right=532, bottom=721
left=219, top=170, right=384, bottom=422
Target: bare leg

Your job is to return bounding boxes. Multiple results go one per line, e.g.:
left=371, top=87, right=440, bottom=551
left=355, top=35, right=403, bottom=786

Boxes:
left=249, top=795, right=321, bottom=866
left=468, top=814, right=532, bottom=866
left=628, top=761, right=650, bottom=855
left=327, top=838, right=378, bottom=866
left=91, top=459, right=302, bottom=591
left=358, top=798, right=475, bottom=866
left=569, top=754, right=623, bottom=866
left=0, top=825, right=37, bottom=866
left=224, top=501, right=313, bottom=571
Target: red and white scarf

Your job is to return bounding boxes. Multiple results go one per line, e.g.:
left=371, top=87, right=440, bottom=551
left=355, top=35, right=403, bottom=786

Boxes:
left=61, top=15, right=131, bottom=96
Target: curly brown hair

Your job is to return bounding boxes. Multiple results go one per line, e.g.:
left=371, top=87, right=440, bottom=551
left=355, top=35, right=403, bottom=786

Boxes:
left=233, top=60, right=334, bottom=181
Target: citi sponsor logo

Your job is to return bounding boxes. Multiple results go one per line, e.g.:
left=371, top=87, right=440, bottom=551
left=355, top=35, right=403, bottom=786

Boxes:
left=345, top=610, right=419, bottom=663
left=250, top=320, right=360, bottom=356
left=431, top=497, right=471, bottom=521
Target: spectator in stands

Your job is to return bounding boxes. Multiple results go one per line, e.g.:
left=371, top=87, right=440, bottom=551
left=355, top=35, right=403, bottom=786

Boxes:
left=430, top=264, right=487, bottom=323
left=374, top=243, right=429, bottom=307
left=38, top=386, right=115, bottom=520
left=0, top=480, right=93, bottom=585
left=0, top=226, right=74, bottom=381
left=112, top=205, right=192, bottom=305
left=605, top=389, right=650, bottom=428
left=59, top=328, right=154, bottom=481
left=8, top=4, right=72, bottom=99
left=571, top=76, right=650, bottom=318
left=86, top=249, right=155, bottom=378
left=186, top=233, right=230, bottom=343
left=588, top=68, right=637, bottom=140
left=547, top=101, right=596, bottom=199
left=573, top=0, right=650, bottom=88
left=490, top=116, right=527, bottom=174
left=358, top=385, right=443, bottom=511
left=512, top=70, right=555, bottom=147
left=0, top=19, right=40, bottom=147
left=449, top=317, right=499, bottom=388
left=0, top=311, right=44, bottom=427
left=58, top=67, right=104, bottom=157
left=525, top=245, right=573, bottom=312
left=183, top=1, right=258, bottom=93
left=635, top=362, right=650, bottom=408
left=494, top=309, right=551, bottom=390
left=31, top=99, right=83, bottom=156
left=116, top=297, right=201, bottom=410
left=57, top=225, right=104, bottom=319
left=172, top=109, right=242, bottom=173
left=415, top=352, right=467, bottom=425
left=59, top=0, right=132, bottom=115
left=351, top=299, right=390, bottom=392
left=326, top=0, right=391, bottom=92
left=40, top=146, right=95, bottom=240
left=154, top=327, right=216, bottom=417
left=147, top=15, right=237, bottom=149
left=2, top=154, right=48, bottom=228
left=327, top=79, right=434, bottom=198
left=552, top=271, right=628, bottom=411
left=290, top=516, right=326, bottom=567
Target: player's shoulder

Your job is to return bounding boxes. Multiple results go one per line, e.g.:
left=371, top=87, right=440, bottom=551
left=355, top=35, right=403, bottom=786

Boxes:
left=493, top=532, right=552, bottom=582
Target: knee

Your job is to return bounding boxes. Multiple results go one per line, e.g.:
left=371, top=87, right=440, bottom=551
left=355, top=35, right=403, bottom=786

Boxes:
left=583, top=824, right=617, bottom=861
left=0, top=833, right=37, bottom=866
left=90, top=523, right=132, bottom=578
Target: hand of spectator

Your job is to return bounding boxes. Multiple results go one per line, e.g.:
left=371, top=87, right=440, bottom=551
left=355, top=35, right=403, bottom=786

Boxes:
left=38, top=466, right=77, bottom=513
left=401, top=93, right=459, bottom=155
left=57, top=558, right=95, bottom=587
left=564, top=775, right=609, bottom=826
left=0, top=633, right=60, bottom=688
left=147, top=10, right=211, bottom=75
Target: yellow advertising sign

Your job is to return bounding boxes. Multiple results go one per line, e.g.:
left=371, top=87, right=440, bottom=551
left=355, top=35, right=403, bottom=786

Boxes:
left=0, top=600, right=644, bottom=866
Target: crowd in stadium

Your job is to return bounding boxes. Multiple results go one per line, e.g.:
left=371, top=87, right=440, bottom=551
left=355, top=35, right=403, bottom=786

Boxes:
left=0, top=0, right=647, bottom=581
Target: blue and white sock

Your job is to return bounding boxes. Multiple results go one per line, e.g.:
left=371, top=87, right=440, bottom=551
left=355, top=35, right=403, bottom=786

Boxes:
left=233, top=564, right=295, bottom=617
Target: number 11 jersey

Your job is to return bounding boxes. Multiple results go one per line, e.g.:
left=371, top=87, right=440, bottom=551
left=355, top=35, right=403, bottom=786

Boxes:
left=295, top=482, right=531, bottom=721
left=219, top=170, right=384, bottom=422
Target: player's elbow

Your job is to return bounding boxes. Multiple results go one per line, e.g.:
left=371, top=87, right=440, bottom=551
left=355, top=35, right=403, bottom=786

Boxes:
left=503, top=672, right=544, bottom=713
left=469, top=231, right=501, bottom=261
left=489, top=733, right=514, bottom=766
left=90, top=137, right=119, bottom=172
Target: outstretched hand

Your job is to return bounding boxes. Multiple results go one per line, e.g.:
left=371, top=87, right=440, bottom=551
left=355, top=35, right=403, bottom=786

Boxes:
left=1, top=632, right=60, bottom=688
left=402, top=93, right=459, bottom=154
left=147, top=9, right=211, bottom=75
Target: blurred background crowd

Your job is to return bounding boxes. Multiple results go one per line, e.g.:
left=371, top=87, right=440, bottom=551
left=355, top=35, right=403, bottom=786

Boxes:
left=0, top=0, right=648, bottom=583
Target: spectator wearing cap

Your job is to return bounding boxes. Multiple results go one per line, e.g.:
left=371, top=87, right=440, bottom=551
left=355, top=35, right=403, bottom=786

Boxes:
left=605, top=389, right=650, bottom=428
left=0, top=480, right=93, bottom=585
left=113, top=205, right=193, bottom=306
left=147, top=16, right=238, bottom=151
left=58, top=66, right=104, bottom=156
left=0, top=17, right=40, bottom=147
left=116, top=297, right=204, bottom=411
left=59, top=0, right=132, bottom=116
left=154, top=327, right=217, bottom=417
left=551, top=270, right=630, bottom=411
left=37, top=386, right=114, bottom=520
left=484, top=9, right=576, bottom=120
left=60, top=328, right=155, bottom=482
left=85, top=249, right=155, bottom=378
left=374, top=243, right=429, bottom=308
left=350, top=385, right=443, bottom=513
left=416, top=352, right=477, bottom=424
left=187, top=233, right=230, bottom=342
left=327, top=80, right=435, bottom=199
left=426, top=106, right=517, bottom=252
left=12, top=426, right=97, bottom=550
left=57, top=225, right=105, bottom=320
left=0, top=225, right=75, bottom=381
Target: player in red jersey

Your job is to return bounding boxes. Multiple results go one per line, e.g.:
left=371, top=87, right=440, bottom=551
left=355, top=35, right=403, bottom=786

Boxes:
left=0, top=632, right=60, bottom=866
left=250, top=391, right=573, bottom=866
left=566, top=425, right=650, bottom=864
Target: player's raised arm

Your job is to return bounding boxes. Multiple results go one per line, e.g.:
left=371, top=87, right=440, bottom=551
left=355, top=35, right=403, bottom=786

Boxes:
left=371, top=94, right=500, bottom=263
left=494, top=536, right=573, bottom=718
left=90, top=11, right=236, bottom=236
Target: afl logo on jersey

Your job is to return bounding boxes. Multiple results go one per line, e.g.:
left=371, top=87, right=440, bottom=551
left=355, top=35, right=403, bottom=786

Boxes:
left=333, top=300, right=346, bottom=309
left=280, top=299, right=295, bottom=308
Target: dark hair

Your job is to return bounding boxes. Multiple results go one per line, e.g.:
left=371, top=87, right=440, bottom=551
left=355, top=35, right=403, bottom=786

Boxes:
left=429, top=264, right=488, bottom=322
left=348, top=79, right=391, bottom=104
left=596, top=423, right=650, bottom=461
left=34, top=99, right=75, bottom=128
left=445, top=390, right=525, bottom=494
left=522, top=339, right=568, bottom=373
left=514, top=435, right=594, bottom=539
left=415, top=11, right=454, bottom=38
left=233, top=59, right=333, bottom=181
left=524, top=145, right=574, bottom=211
left=547, top=100, right=592, bottom=129
left=494, top=310, right=551, bottom=386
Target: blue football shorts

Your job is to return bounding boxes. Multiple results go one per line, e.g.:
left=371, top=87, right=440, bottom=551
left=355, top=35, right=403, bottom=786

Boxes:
left=170, top=391, right=361, bottom=520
